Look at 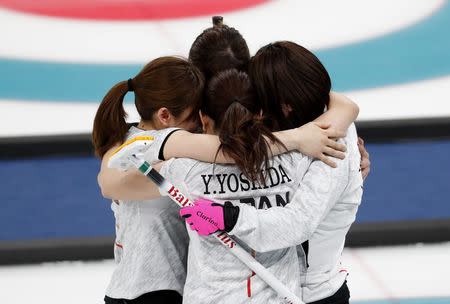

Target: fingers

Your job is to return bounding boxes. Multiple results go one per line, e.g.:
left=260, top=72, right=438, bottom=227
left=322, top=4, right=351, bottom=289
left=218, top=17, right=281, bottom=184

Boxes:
left=324, top=128, right=346, bottom=139
left=318, top=154, right=337, bottom=168
left=323, top=146, right=345, bottom=160
left=327, top=139, right=346, bottom=153
left=358, top=137, right=371, bottom=181
left=179, top=208, right=192, bottom=218
left=190, top=224, right=218, bottom=235
left=362, top=148, right=369, bottom=158
left=358, top=144, right=369, bottom=158
left=209, top=227, right=219, bottom=235
left=197, top=229, right=210, bottom=236
left=361, top=166, right=370, bottom=180
left=358, top=137, right=371, bottom=180
left=314, top=122, right=331, bottom=129
left=360, top=156, right=371, bottom=181
left=358, top=137, right=370, bottom=157
left=360, top=157, right=370, bottom=170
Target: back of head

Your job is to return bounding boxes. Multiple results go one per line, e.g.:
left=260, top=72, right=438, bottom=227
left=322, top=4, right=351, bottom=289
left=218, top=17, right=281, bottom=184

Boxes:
left=133, top=57, right=203, bottom=122
left=92, top=56, right=204, bottom=158
left=249, top=41, right=331, bottom=131
left=204, top=69, right=284, bottom=182
left=189, top=16, right=250, bottom=80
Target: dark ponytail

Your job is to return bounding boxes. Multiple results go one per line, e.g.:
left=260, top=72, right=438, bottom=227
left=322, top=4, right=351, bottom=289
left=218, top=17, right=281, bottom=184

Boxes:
left=92, top=56, right=204, bottom=158
left=204, top=69, right=285, bottom=182
left=92, top=80, right=130, bottom=158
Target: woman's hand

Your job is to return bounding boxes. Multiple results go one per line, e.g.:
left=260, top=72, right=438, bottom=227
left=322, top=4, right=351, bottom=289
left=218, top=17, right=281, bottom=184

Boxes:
left=294, top=122, right=347, bottom=168
left=358, top=137, right=371, bottom=180
left=180, top=199, right=225, bottom=235
left=180, top=199, right=240, bottom=235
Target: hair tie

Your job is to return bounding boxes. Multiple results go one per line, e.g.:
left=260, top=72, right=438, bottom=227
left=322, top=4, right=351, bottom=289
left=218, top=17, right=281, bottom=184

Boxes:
left=127, top=78, right=134, bottom=92
left=212, top=16, right=223, bottom=27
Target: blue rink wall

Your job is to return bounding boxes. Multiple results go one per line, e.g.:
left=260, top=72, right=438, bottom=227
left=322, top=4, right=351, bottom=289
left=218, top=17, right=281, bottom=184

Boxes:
left=1, top=140, right=450, bottom=241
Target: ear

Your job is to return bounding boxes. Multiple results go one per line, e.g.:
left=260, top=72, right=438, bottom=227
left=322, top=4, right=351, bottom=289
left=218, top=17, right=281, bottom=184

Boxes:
left=199, top=110, right=208, bottom=133
left=156, top=107, right=173, bottom=127
left=199, top=110, right=214, bottom=133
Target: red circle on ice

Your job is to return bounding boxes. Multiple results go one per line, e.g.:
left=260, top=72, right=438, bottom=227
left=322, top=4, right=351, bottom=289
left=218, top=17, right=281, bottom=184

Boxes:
left=0, top=0, right=269, bottom=20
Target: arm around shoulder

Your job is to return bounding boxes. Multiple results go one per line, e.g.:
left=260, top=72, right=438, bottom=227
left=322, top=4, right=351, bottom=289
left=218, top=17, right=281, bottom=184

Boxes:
left=97, top=145, right=161, bottom=201
left=229, top=157, right=349, bottom=252
left=315, top=92, right=359, bottom=133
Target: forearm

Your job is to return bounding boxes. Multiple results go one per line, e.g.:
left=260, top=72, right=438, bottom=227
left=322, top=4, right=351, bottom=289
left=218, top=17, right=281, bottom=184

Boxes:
left=229, top=204, right=314, bottom=252
left=164, top=127, right=344, bottom=167
left=98, top=169, right=161, bottom=201
left=270, top=131, right=298, bottom=153
left=162, top=96, right=354, bottom=165
left=163, top=130, right=290, bottom=164
left=162, top=131, right=232, bottom=163
left=229, top=159, right=347, bottom=252
left=315, top=92, right=359, bottom=133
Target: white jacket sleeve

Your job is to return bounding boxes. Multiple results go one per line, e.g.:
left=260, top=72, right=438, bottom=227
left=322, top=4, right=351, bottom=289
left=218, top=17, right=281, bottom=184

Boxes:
left=228, top=157, right=349, bottom=252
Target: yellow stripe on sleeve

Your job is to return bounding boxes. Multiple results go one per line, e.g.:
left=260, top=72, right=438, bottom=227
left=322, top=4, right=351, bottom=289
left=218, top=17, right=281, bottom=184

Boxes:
left=112, top=136, right=154, bottom=156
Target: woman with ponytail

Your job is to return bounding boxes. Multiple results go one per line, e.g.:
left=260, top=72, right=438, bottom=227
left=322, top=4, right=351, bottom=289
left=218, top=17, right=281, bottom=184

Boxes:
left=93, top=56, right=203, bottom=159
left=93, top=56, right=205, bottom=304
left=149, top=69, right=315, bottom=302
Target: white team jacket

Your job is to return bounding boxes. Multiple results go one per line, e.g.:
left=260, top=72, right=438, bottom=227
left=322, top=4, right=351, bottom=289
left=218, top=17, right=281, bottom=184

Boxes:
left=229, top=124, right=363, bottom=303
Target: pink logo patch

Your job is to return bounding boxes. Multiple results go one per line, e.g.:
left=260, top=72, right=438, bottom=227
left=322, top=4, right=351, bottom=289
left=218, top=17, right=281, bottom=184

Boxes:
left=0, top=0, right=269, bottom=20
